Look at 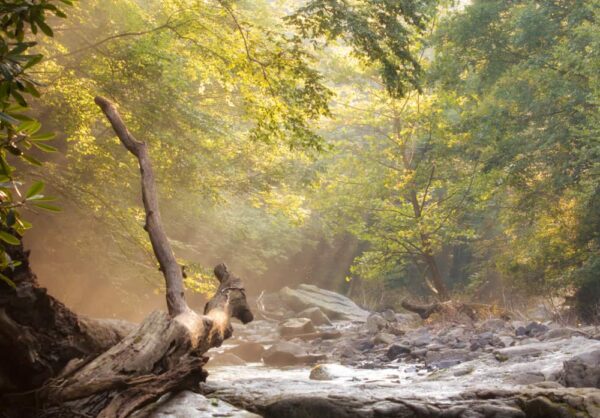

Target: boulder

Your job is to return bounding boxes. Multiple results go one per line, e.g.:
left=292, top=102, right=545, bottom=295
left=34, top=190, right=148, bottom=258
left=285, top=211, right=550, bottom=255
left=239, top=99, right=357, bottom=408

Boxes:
left=425, top=348, right=473, bottom=368
left=352, top=337, right=375, bottom=352
left=226, top=341, right=265, bottom=362
left=297, top=307, right=332, bottom=326
left=365, top=313, right=387, bottom=333
left=386, top=343, right=411, bottom=360
left=279, top=284, right=369, bottom=322
left=309, top=364, right=335, bottom=381
left=407, top=327, right=432, bottom=347
left=381, top=309, right=396, bottom=322
left=439, top=326, right=466, bottom=343
left=262, top=341, right=326, bottom=367
left=278, top=317, right=315, bottom=337
left=560, top=349, right=600, bottom=388
left=470, top=331, right=505, bottom=350
left=516, top=321, right=549, bottom=338
left=543, top=327, right=586, bottom=340
left=373, top=332, right=395, bottom=346
left=479, top=318, right=509, bottom=332
left=309, top=364, right=354, bottom=381
left=206, top=353, right=246, bottom=368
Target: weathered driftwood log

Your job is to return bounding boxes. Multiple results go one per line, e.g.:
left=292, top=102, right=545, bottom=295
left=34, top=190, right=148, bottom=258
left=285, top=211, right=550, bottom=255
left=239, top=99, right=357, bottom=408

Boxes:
left=94, top=96, right=188, bottom=317
left=1, top=97, right=254, bottom=417
left=39, top=261, right=251, bottom=416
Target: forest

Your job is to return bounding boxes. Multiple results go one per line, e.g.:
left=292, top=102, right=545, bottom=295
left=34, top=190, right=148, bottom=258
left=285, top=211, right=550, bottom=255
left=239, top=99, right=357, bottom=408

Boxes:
left=0, top=1, right=599, bottom=417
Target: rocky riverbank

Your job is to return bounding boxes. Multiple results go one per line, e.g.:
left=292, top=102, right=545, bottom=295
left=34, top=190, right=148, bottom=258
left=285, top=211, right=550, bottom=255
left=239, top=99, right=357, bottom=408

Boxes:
left=140, top=285, right=600, bottom=417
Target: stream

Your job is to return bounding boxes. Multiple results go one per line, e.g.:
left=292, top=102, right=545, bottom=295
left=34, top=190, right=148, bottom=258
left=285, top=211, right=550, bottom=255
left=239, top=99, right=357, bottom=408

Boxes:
left=139, top=285, right=600, bottom=418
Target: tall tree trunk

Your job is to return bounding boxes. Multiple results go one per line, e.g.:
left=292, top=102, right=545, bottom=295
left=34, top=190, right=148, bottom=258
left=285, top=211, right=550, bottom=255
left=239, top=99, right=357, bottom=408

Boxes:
left=408, top=189, right=450, bottom=301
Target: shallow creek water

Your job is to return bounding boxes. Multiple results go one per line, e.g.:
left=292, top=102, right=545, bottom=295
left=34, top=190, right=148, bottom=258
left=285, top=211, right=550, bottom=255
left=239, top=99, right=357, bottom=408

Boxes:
left=204, top=336, right=600, bottom=405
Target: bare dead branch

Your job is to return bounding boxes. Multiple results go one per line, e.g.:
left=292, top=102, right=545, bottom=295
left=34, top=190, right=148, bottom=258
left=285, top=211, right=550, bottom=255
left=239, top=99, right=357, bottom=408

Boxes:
left=94, top=96, right=188, bottom=316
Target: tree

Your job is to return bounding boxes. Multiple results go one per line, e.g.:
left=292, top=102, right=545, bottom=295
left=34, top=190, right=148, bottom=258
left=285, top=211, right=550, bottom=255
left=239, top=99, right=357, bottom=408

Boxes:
left=0, top=0, right=73, bottom=287
left=432, top=0, right=600, bottom=308
left=20, top=0, right=334, bottom=312
left=294, top=0, right=478, bottom=301
left=288, top=0, right=436, bottom=98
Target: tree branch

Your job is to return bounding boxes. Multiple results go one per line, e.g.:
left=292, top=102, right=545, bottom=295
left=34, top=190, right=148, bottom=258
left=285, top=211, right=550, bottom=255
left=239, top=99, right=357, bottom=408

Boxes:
left=94, top=96, right=188, bottom=316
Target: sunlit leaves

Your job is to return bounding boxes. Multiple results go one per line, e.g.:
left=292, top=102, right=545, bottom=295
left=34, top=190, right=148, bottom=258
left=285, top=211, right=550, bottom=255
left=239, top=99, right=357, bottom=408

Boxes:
left=0, top=1, right=68, bottom=281
left=288, top=0, right=436, bottom=98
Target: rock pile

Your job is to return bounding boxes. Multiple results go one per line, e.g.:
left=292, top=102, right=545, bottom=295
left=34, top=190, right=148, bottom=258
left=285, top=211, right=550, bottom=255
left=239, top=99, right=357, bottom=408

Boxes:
left=150, top=284, right=600, bottom=417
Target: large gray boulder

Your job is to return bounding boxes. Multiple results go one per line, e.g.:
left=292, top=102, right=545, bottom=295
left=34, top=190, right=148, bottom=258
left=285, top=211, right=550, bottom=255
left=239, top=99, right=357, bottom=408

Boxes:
left=560, top=349, right=600, bottom=388
left=279, top=284, right=369, bottom=322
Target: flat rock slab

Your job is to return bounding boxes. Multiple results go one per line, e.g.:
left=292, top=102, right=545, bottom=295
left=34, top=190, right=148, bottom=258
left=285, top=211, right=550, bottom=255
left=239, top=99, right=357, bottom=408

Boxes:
left=142, top=390, right=260, bottom=417
left=279, top=284, right=370, bottom=322
left=203, top=336, right=600, bottom=417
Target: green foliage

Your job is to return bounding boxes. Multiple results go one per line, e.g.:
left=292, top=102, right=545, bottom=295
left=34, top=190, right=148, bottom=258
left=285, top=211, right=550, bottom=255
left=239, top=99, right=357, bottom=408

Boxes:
left=20, top=0, right=333, bottom=302
left=3, top=0, right=596, bottom=319
left=288, top=0, right=436, bottom=97
left=430, top=0, right=600, bottom=302
left=0, top=0, right=70, bottom=284
left=298, top=0, right=599, bottom=311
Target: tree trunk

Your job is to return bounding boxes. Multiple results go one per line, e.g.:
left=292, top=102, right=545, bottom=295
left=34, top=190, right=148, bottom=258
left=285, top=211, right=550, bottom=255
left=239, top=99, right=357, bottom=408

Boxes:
left=407, top=189, right=450, bottom=301
left=94, top=96, right=188, bottom=316
left=421, top=251, right=449, bottom=301
left=0, top=241, right=129, bottom=395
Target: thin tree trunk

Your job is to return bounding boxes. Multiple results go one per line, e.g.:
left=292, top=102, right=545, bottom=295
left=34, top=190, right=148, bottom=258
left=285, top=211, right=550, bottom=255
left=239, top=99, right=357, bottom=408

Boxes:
left=408, top=189, right=449, bottom=301
left=422, top=251, right=449, bottom=301
left=94, top=96, right=188, bottom=316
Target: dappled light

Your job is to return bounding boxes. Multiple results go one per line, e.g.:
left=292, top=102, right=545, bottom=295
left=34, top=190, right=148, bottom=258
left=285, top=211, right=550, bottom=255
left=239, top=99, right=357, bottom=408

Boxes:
left=0, top=0, right=598, bottom=417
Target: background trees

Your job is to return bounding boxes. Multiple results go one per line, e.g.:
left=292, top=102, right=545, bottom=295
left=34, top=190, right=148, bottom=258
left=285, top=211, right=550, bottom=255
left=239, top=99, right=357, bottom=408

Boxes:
left=3, top=0, right=598, bottom=322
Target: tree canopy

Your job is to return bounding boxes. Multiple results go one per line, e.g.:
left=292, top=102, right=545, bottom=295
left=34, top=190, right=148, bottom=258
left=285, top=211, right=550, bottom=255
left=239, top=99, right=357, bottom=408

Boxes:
left=1, top=0, right=598, bottom=322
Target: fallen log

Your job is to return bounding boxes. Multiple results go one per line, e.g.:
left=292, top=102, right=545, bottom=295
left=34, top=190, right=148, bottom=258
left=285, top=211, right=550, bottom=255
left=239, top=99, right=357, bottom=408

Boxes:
left=1, top=97, right=254, bottom=417
left=401, top=299, right=510, bottom=321
left=401, top=299, right=442, bottom=320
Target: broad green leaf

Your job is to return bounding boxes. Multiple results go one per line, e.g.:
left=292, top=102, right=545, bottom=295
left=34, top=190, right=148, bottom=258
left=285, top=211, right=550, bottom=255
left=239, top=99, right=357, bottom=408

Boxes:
left=0, top=231, right=20, bottom=246
left=26, top=181, right=44, bottom=199
left=33, top=202, right=61, bottom=212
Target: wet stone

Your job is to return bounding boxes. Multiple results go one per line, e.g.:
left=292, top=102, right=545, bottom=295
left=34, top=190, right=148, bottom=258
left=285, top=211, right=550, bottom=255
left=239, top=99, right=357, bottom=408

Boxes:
left=386, top=343, right=411, bottom=360
left=278, top=317, right=315, bottom=337
left=296, top=307, right=332, bottom=326
left=560, top=349, right=600, bottom=388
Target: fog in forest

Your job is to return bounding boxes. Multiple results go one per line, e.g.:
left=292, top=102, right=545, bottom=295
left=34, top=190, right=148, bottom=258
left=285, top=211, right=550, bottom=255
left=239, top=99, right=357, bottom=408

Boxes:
left=2, top=1, right=599, bottom=417
left=5, top=0, right=600, bottom=324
